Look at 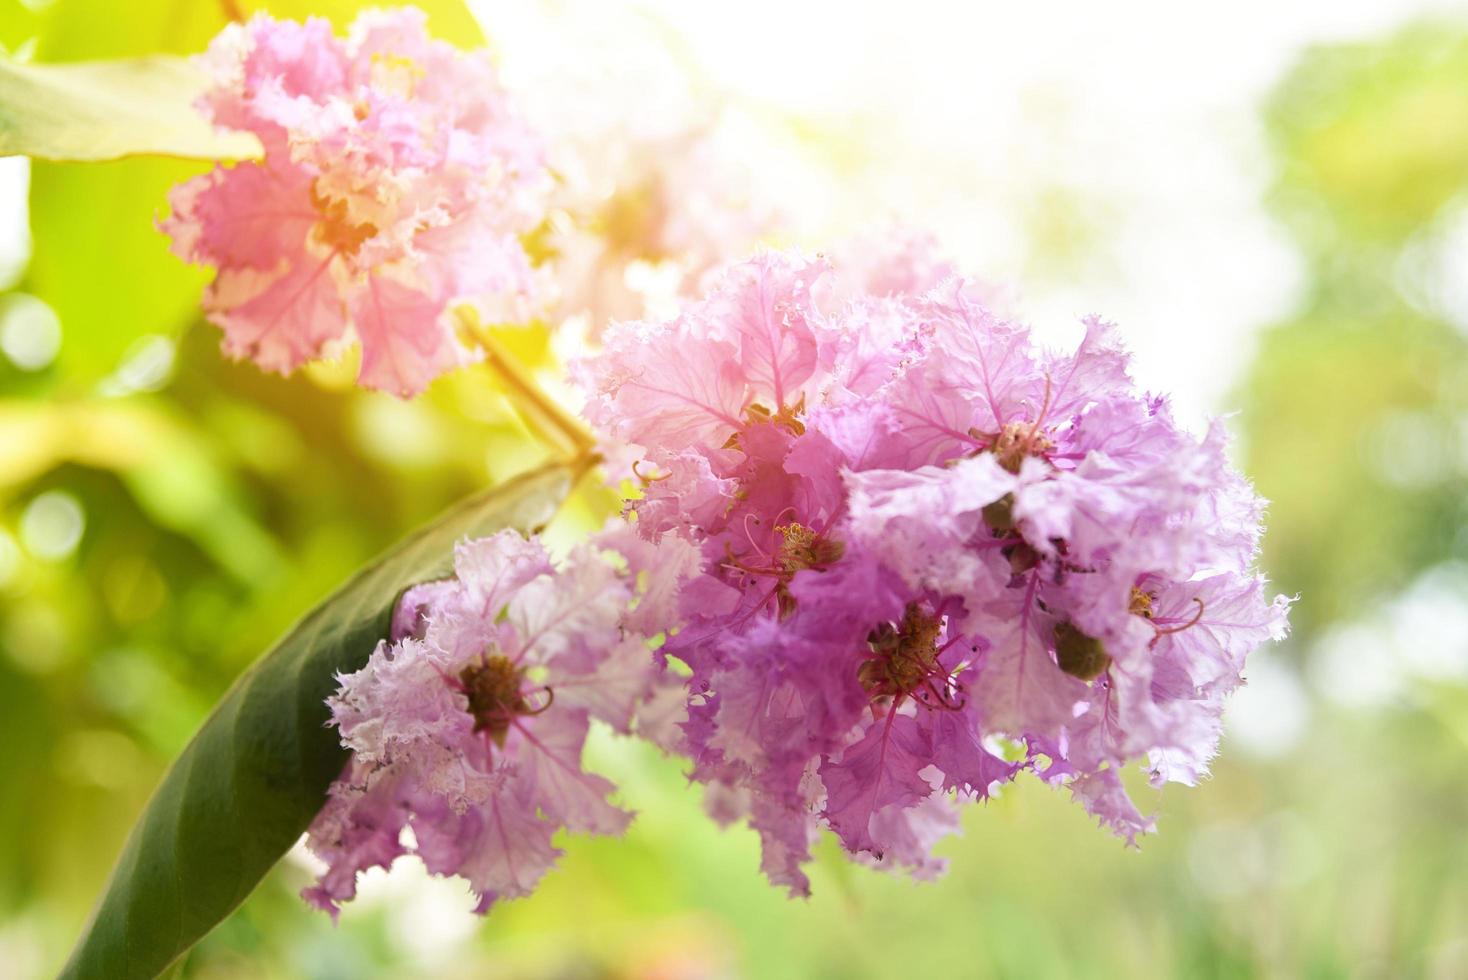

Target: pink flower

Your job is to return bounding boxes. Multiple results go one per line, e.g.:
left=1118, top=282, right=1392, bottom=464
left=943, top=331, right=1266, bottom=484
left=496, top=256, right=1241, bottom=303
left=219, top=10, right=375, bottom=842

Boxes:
left=303, top=527, right=696, bottom=916
left=841, top=293, right=1291, bottom=845
left=819, top=226, right=958, bottom=304
left=578, top=250, right=825, bottom=454
left=548, top=125, right=786, bottom=330
left=162, top=10, right=547, bottom=396
left=576, top=245, right=1289, bottom=891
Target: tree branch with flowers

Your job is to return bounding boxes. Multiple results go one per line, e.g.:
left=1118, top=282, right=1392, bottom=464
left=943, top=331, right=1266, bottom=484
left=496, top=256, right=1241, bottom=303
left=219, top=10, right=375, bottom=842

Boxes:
left=2, top=7, right=1291, bottom=979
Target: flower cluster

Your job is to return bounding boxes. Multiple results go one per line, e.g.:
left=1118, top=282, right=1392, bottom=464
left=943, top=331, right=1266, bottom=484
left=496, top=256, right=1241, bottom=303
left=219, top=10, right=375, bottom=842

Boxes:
left=162, top=9, right=546, bottom=396
left=576, top=249, right=1291, bottom=893
left=303, top=526, right=692, bottom=915
left=137, top=7, right=1294, bottom=926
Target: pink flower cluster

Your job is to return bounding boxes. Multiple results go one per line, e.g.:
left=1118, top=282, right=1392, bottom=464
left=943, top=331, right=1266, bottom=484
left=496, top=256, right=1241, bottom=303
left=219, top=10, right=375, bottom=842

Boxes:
left=304, top=526, right=692, bottom=915
left=576, top=249, right=1291, bottom=894
left=162, top=10, right=546, bottom=396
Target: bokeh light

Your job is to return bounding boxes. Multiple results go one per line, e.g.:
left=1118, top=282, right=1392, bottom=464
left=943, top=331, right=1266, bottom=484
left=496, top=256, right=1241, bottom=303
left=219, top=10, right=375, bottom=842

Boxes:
left=19, top=489, right=83, bottom=561
left=0, top=292, right=60, bottom=371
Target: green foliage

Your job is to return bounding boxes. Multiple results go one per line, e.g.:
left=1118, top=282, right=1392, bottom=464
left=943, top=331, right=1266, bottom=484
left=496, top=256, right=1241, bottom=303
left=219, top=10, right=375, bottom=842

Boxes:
left=1243, top=307, right=1468, bottom=636
left=0, top=56, right=262, bottom=161
left=1243, top=20, right=1468, bottom=640
left=59, top=460, right=575, bottom=980
left=1266, top=22, right=1468, bottom=247
left=24, top=153, right=214, bottom=378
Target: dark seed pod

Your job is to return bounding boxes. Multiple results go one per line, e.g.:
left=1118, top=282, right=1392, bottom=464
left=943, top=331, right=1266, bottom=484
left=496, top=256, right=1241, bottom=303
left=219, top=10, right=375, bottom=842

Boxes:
left=1053, top=621, right=1111, bottom=682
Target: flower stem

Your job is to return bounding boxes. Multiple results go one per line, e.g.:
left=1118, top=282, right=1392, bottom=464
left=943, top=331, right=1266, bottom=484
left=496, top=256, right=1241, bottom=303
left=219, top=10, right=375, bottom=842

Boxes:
left=454, top=306, right=598, bottom=465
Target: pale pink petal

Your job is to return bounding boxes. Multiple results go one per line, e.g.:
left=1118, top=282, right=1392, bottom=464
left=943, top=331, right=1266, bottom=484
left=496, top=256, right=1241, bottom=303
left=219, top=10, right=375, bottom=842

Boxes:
left=860, top=780, right=961, bottom=881
left=712, top=251, right=824, bottom=410
left=551, top=635, right=658, bottom=732
left=205, top=256, right=343, bottom=374
left=1069, top=767, right=1156, bottom=845
left=414, top=790, right=563, bottom=913
left=511, top=710, right=633, bottom=835
left=580, top=317, right=748, bottom=452
left=162, top=162, right=317, bottom=270
left=302, top=764, right=411, bottom=919
left=970, top=591, right=1091, bottom=740
left=351, top=276, right=468, bottom=397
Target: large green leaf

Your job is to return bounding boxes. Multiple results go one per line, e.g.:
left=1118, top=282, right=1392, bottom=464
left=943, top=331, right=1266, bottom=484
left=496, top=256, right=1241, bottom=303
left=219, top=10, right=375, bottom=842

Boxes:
left=0, top=56, right=262, bottom=161
left=59, top=459, right=577, bottom=980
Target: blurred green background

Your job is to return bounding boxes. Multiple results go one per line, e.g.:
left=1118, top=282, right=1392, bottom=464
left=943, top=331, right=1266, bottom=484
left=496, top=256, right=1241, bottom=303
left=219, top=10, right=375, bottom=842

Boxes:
left=3, top=2, right=1468, bottom=977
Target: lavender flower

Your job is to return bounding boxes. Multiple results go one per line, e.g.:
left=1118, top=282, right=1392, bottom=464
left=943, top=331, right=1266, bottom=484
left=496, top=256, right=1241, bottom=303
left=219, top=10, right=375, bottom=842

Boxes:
left=576, top=247, right=1290, bottom=893
left=303, top=527, right=695, bottom=915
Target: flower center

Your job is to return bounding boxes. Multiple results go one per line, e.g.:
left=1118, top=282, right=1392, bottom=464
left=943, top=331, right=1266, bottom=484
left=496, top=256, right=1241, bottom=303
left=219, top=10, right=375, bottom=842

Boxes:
left=722, top=517, right=844, bottom=619
left=458, top=654, right=553, bottom=748
left=775, top=521, right=844, bottom=576
left=723, top=399, right=808, bottom=450
left=771, top=521, right=842, bottom=618
left=745, top=396, right=806, bottom=436
left=858, top=603, right=960, bottom=707
left=367, top=51, right=424, bottom=99
left=1128, top=586, right=1155, bottom=619
left=989, top=420, right=1054, bottom=474
left=309, top=182, right=378, bottom=257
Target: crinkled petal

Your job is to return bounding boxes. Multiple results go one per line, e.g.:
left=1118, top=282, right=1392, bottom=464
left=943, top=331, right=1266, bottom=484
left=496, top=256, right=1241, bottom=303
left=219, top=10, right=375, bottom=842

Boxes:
left=206, top=256, right=344, bottom=374
left=351, top=276, right=467, bottom=397
left=511, top=709, right=633, bottom=835
left=820, top=713, right=933, bottom=855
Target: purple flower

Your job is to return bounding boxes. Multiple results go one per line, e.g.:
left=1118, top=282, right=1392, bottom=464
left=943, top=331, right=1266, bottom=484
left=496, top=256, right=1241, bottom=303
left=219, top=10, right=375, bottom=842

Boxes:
left=303, top=527, right=696, bottom=916
left=576, top=245, right=1290, bottom=892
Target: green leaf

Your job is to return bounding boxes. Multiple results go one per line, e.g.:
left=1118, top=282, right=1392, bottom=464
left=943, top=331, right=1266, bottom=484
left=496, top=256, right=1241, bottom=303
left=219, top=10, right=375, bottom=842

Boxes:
left=0, top=56, right=262, bottom=161
left=24, top=155, right=217, bottom=380
left=18, top=0, right=242, bottom=381
left=59, top=459, right=578, bottom=980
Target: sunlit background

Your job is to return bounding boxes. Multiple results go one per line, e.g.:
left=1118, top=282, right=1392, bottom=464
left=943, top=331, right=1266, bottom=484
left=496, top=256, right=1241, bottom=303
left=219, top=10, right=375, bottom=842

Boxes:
left=3, top=0, right=1468, bottom=976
